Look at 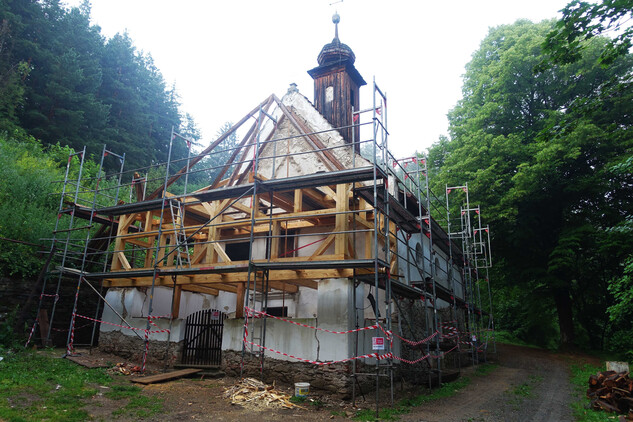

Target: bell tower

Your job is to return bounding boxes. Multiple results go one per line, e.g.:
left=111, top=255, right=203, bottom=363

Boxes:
left=308, top=13, right=366, bottom=151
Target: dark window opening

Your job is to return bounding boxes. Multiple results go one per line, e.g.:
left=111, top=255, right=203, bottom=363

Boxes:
left=266, top=306, right=288, bottom=317
left=350, top=88, right=355, bottom=107
left=225, top=242, right=250, bottom=261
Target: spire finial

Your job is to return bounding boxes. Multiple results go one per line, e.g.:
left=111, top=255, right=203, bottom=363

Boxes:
left=333, top=12, right=340, bottom=41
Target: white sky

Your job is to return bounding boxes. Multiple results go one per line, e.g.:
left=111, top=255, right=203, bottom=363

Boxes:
left=65, top=0, right=570, bottom=158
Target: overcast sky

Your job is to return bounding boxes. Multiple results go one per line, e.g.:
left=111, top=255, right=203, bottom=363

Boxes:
left=65, top=0, right=571, bottom=158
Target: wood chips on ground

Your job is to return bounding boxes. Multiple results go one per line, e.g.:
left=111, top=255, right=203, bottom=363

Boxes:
left=224, top=378, right=304, bottom=410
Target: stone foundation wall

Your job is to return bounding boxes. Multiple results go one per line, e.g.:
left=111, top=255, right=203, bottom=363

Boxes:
left=223, top=351, right=405, bottom=397
left=223, top=350, right=355, bottom=396
left=99, top=330, right=182, bottom=367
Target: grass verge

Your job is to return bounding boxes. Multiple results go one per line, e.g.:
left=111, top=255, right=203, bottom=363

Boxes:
left=569, top=363, right=614, bottom=422
left=354, top=363, right=498, bottom=421
left=0, top=350, right=162, bottom=421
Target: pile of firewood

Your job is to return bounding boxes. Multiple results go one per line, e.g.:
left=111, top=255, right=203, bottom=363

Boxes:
left=224, top=378, right=304, bottom=410
left=587, top=370, right=633, bottom=420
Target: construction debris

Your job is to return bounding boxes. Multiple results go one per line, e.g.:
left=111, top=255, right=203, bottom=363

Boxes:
left=224, top=378, right=304, bottom=410
left=587, top=370, right=633, bottom=420
left=106, top=362, right=141, bottom=376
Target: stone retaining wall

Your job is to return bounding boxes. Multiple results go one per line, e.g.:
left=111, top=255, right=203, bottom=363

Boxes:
left=98, top=330, right=181, bottom=367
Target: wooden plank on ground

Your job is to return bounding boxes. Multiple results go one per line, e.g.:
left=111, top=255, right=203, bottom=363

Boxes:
left=130, top=368, right=202, bottom=385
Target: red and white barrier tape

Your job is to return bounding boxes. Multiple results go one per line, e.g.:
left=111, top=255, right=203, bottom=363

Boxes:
left=148, top=314, right=172, bottom=319
left=392, top=353, right=431, bottom=364
left=394, top=330, right=439, bottom=346
left=74, top=314, right=170, bottom=334
left=25, top=319, right=38, bottom=347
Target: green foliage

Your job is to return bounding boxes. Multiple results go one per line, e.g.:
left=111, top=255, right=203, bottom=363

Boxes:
left=0, top=132, right=63, bottom=277
left=0, top=306, right=20, bottom=350
left=428, top=19, right=633, bottom=350
left=0, top=1, right=191, bottom=171
left=541, top=0, right=633, bottom=66
left=0, top=350, right=162, bottom=421
left=569, top=363, right=614, bottom=422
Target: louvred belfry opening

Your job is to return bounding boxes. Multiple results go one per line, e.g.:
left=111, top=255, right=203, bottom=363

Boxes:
left=308, top=13, right=366, bottom=152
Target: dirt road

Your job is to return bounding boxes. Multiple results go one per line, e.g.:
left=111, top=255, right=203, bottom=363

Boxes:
left=402, top=344, right=575, bottom=421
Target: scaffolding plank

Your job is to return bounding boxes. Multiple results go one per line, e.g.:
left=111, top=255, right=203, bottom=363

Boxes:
left=130, top=368, right=202, bottom=385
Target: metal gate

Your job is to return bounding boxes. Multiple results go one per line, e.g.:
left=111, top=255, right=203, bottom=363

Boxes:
left=181, top=309, right=225, bottom=366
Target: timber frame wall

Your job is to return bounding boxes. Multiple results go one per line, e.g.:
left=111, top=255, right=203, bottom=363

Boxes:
left=29, top=81, right=494, bottom=403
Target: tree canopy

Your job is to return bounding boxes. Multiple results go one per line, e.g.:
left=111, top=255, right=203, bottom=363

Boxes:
left=542, top=0, right=633, bottom=66
left=428, top=19, right=633, bottom=350
left=0, top=0, right=188, bottom=169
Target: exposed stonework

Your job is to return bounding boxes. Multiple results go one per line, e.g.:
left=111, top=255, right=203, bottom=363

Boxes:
left=223, top=350, right=353, bottom=396
left=223, top=351, right=405, bottom=398
left=99, top=330, right=181, bottom=367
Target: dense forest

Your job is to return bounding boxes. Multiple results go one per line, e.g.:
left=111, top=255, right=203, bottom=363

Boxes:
left=0, top=0, right=195, bottom=169
left=0, top=0, right=631, bottom=357
left=428, top=6, right=633, bottom=354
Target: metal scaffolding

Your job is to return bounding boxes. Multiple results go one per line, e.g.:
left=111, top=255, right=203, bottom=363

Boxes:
left=26, top=85, right=493, bottom=416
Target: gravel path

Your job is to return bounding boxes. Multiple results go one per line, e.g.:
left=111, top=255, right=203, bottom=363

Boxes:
left=401, top=344, right=574, bottom=422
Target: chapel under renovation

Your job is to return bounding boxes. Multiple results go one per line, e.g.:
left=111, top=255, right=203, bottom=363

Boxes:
left=28, top=14, right=495, bottom=401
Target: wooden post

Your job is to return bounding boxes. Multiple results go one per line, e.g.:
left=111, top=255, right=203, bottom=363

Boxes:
left=172, top=285, right=182, bottom=319
left=271, top=221, right=280, bottom=259
left=335, top=183, right=349, bottom=257
left=235, top=283, right=245, bottom=318
left=294, top=189, right=303, bottom=213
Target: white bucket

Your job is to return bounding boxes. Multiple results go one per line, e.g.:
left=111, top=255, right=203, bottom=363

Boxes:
left=294, top=382, right=310, bottom=397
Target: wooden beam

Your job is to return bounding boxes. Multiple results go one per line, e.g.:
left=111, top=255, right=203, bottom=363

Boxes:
left=102, top=268, right=352, bottom=288
left=308, top=234, right=335, bottom=260
left=270, top=221, right=280, bottom=259
left=181, top=284, right=219, bottom=297
left=335, top=183, right=349, bottom=256
left=213, top=243, right=232, bottom=263
left=147, top=95, right=274, bottom=200
left=114, top=251, right=132, bottom=270
left=268, top=281, right=298, bottom=293
left=210, top=100, right=272, bottom=189
left=294, top=189, right=303, bottom=213
left=236, top=283, right=245, bottom=318
left=172, top=285, right=182, bottom=317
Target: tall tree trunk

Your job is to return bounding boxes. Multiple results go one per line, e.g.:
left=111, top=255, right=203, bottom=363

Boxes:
left=553, top=287, right=574, bottom=350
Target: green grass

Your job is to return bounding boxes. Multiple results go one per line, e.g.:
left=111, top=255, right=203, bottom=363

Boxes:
left=569, top=363, right=615, bottom=422
left=475, top=363, right=498, bottom=376
left=0, top=350, right=162, bottom=421
left=354, top=365, right=499, bottom=421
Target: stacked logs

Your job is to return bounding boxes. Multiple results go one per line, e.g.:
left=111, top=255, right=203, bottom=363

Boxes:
left=587, top=370, right=633, bottom=420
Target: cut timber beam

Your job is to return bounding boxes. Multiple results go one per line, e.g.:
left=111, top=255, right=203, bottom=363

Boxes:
left=181, top=285, right=219, bottom=296
left=147, top=95, right=274, bottom=200
left=102, top=269, right=349, bottom=288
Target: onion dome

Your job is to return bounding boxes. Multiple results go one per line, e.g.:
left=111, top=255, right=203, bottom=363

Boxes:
left=317, top=13, right=356, bottom=66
